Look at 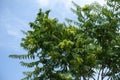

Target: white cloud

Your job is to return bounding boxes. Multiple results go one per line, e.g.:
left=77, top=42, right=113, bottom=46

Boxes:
left=36, top=0, right=73, bottom=9
left=0, top=8, right=28, bottom=38
left=5, top=24, right=20, bottom=38
left=36, top=0, right=105, bottom=9
left=36, top=0, right=50, bottom=7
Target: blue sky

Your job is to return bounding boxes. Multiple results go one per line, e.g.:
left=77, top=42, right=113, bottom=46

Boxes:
left=0, top=0, right=105, bottom=80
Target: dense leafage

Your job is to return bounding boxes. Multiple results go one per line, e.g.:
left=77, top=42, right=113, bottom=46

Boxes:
left=10, top=0, right=120, bottom=80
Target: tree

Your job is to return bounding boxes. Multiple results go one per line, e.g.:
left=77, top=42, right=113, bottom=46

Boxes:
left=10, top=0, right=120, bottom=80
left=70, top=0, right=120, bottom=79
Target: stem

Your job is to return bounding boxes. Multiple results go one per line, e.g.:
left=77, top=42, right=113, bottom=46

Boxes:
left=83, top=76, right=86, bottom=80
left=92, top=76, right=96, bottom=80
left=97, top=67, right=102, bottom=80
left=101, top=68, right=105, bottom=80
left=107, top=76, right=111, bottom=80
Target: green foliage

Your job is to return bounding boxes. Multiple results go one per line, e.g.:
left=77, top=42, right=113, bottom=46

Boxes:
left=9, top=0, right=120, bottom=80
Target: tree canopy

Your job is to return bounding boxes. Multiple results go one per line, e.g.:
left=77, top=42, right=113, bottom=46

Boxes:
left=10, top=0, right=120, bottom=80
